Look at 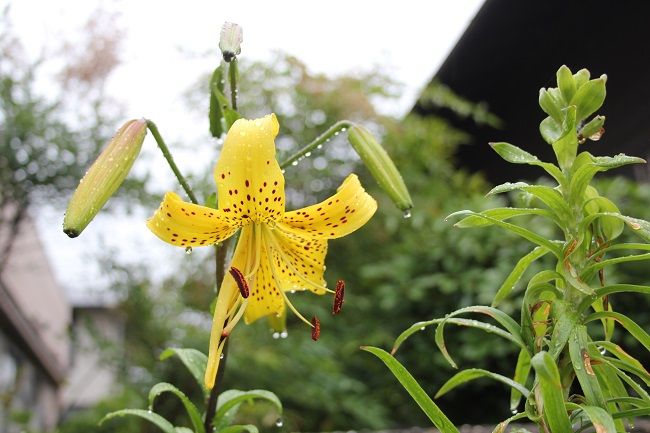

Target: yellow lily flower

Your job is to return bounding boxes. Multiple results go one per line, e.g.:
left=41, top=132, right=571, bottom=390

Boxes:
left=147, top=114, right=377, bottom=389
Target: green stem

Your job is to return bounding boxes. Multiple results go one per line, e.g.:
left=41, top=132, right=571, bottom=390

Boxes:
left=280, top=120, right=355, bottom=169
left=229, top=58, right=239, bottom=111
left=146, top=120, right=199, bottom=204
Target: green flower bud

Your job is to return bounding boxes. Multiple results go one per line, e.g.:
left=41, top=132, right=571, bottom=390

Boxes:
left=219, top=22, right=243, bottom=62
left=347, top=125, right=413, bottom=212
left=63, top=119, right=147, bottom=238
left=578, top=115, right=605, bottom=142
left=556, top=65, right=576, bottom=103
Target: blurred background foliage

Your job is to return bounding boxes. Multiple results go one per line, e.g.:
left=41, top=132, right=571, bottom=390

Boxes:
left=2, top=12, right=649, bottom=430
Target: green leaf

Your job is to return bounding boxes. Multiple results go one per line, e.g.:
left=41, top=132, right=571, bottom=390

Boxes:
left=510, top=350, right=531, bottom=411
left=160, top=348, right=208, bottom=395
left=488, top=142, right=563, bottom=184
left=486, top=181, right=530, bottom=196
left=540, top=116, right=563, bottom=145
left=209, top=67, right=227, bottom=138
left=570, top=75, right=606, bottom=121
left=100, top=409, right=176, bottom=433
left=586, top=312, right=650, bottom=352
left=149, top=383, right=205, bottom=433
left=539, top=88, right=563, bottom=121
left=391, top=317, right=523, bottom=355
left=493, top=246, right=549, bottom=307
left=593, top=341, right=648, bottom=374
left=552, top=106, right=577, bottom=170
left=224, top=109, right=240, bottom=130
left=592, top=154, right=646, bottom=169
left=435, top=368, right=530, bottom=399
left=454, top=207, right=552, bottom=228
left=215, top=390, right=282, bottom=428
left=578, top=284, right=650, bottom=312
left=218, top=425, right=259, bottom=433
left=521, top=185, right=572, bottom=224
left=492, top=412, right=528, bottom=433
left=548, top=300, right=577, bottom=360
left=569, top=326, right=607, bottom=409
left=574, top=68, right=590, bottom=88
left=447, top=210, right=562, bottom=257
left=600, top=359, right=650, bottom=403
left=361, top=346, right=460, bottom=433
left=557, top=65, right=576, bottom=103
left=530, top=351, right=572, bottom=433
left=575, top=405, right=617, bottom=433
left=435, top=319, right=457, bottom=369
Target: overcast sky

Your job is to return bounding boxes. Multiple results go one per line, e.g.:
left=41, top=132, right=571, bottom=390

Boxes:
left=6, top=0, right=484, bottom=297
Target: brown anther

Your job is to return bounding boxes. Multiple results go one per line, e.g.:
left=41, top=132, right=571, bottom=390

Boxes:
left=333, top=279, right=345, bottom=315
left=311, top=316, right=321, bottom=341
left=229, top=267, right=249, bottom=298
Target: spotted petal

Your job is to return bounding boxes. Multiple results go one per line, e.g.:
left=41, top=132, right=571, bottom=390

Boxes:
left=282, top=174, right=377, bottom=239
left=147, top=192, right=237, bottom=247
left=214, top=114, right=285, bottom=224
left=244, top=226, right=286, bottom=324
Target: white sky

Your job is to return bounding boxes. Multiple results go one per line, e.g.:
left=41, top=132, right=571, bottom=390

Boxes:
left=7, top=0, right=484, bottom=298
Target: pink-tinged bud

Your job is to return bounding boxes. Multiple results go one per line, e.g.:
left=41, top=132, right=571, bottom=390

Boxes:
left=229, top=267, right=249, bottom=298
left=219, top=22, right=243, bottom=62
left=311, top=316, right=321, bottom=341
left=333, top=279, right=345, bottom=315
left=63, top=119, right=147, bottom=238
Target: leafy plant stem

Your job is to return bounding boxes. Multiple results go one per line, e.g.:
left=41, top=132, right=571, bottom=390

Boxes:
left=280, top=120, right=355, bottom=169
left=229, top=58, right=239, bottom=111
left=146, top=120, right=198, bottom=204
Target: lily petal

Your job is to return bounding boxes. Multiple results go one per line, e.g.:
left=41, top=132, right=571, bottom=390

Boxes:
left=244, top=227, right=286, bottom=324
left=267, top=223, right=328, bottom=294
left=214, top=114, right=285, bottom=224
left=282, top=174, right=377, bottom=239
left=147, top=192, right=237, bottom=247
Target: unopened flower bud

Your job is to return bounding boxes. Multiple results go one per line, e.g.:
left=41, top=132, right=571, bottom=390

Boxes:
left=578, top=115, right=605, bottom=142
left=219, top=22, right=243, bottom=62
left=63, top=119, right=147, bottom=238
left=347, top=125, right=413, bottom=212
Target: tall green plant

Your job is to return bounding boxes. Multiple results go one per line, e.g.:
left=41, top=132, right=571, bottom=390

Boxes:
left=366, top=66, right=650, bottom=432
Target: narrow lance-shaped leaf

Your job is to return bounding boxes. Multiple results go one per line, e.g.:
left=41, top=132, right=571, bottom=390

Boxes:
left=510, top=349, right=531, bottom=411
left=435, top=368, right=531, bottom=399
left=530, top=351, right=573, bottom=433
left=569, top=326, right=608, bottom=409
left=361, top=346, right=460, bottom=433
left=493, top=246, right=549, bottom=307
left=149, top=382, right=205, bottom=433
left=159, top=348, right=208, bottom=395
left=100, top=409, right=176, bottom=433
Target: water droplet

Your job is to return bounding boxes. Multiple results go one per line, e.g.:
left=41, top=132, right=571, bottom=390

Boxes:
left=281, top=169, right=286, bottom=174
left=511, top=409, right=518, bottom=415
left=275, top=418, right=284, bottom=427
left=305, top=152, right=312, bottom=157
left=599, top=347, right=607, bottom=355
left=272, top=332, right=280, bottom=339
left=420, top=326, right=425, bottom=331
left=317, top=144, right=323, bottom=149
left=219, top=353, right=225, bottom=359
left=334, top=131, right=340, bottom=136
left=280, top=331, right=288, bottom=339
left=403, top=209, right=412, bottom=219
left=292, top=161, right=298, bottom=166
left=341, top=127, right=347, bottom=132
left=185, top=247, right=193, bottom=255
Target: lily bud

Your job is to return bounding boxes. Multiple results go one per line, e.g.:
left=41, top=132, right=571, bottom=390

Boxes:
left=219, top=22, right=243, bottom=62
left=578, top=115, right=605, bottom=142
left=347, top=125, right=413, bottom=212
left=63, top=119, right=147, bottom=238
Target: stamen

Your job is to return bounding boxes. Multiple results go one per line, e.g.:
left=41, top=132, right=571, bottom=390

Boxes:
left=311, top=316, right=321, bottom=341
left=333, top=279, right=345, bottom=315
left=222, top=298, right=249, bottom=337
left=229, top=267, right=249, bottom=298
